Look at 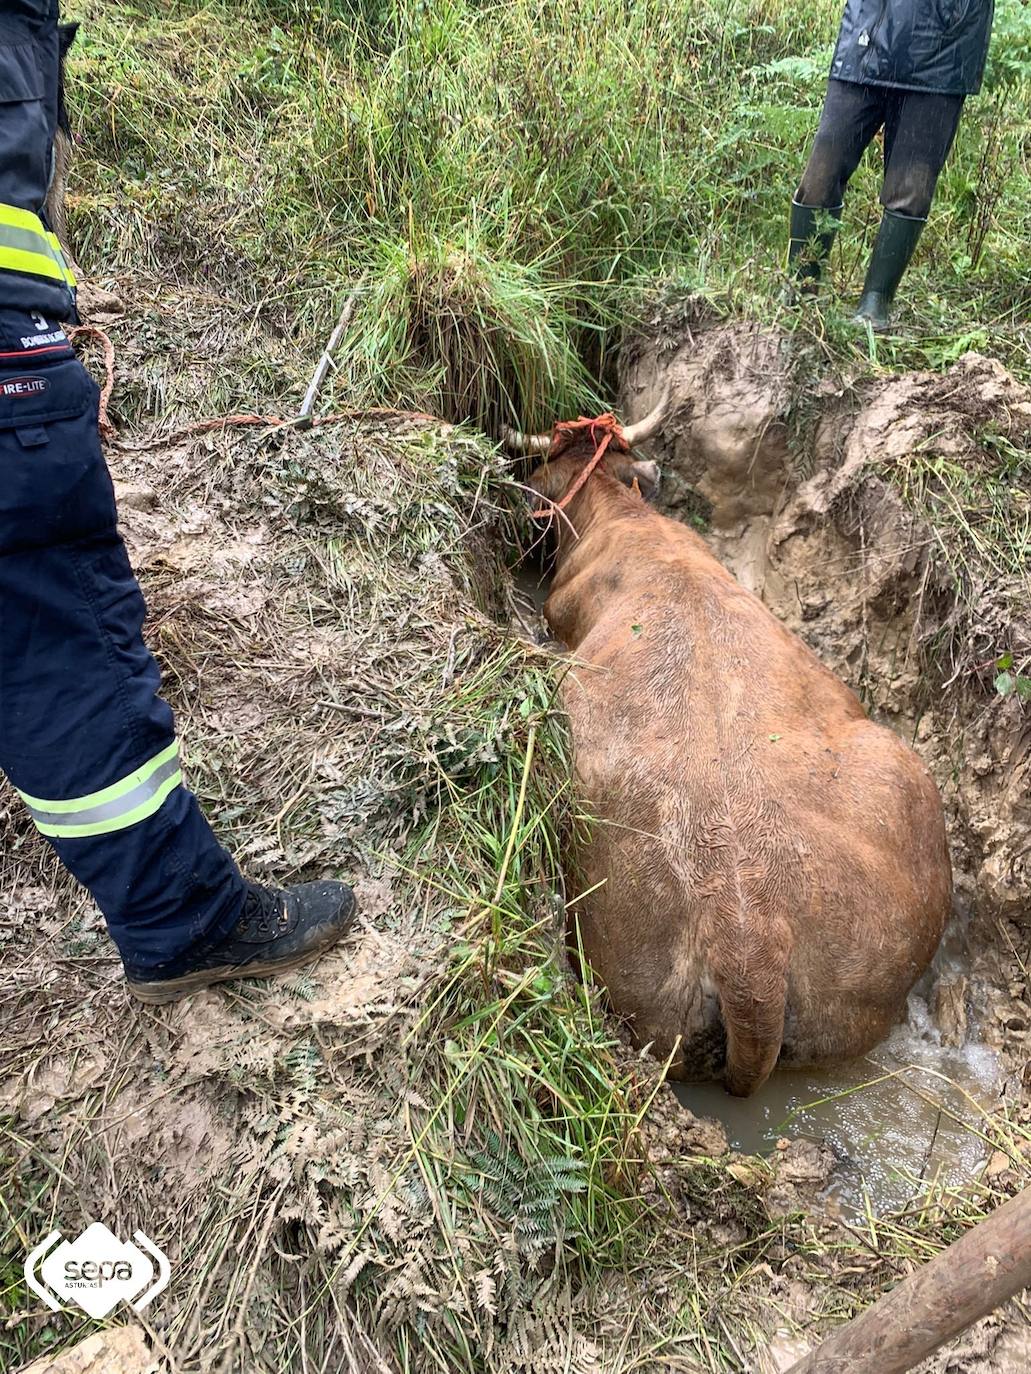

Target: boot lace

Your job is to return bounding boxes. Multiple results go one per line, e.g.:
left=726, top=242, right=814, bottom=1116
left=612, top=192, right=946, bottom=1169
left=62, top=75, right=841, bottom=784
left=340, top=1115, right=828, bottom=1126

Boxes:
left=237, top=883, right=290, bottom=940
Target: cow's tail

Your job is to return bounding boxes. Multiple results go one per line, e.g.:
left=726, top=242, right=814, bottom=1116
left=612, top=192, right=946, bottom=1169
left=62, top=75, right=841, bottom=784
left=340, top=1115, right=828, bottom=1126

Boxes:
left=712, top=924, right=789, bottom=1097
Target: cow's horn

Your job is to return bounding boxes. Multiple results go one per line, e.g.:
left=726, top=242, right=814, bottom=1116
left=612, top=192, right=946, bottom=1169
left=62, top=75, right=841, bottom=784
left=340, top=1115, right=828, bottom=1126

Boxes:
left=501, top=424, right=552, bottom=456
left=621, top=386, right=671, bottom=449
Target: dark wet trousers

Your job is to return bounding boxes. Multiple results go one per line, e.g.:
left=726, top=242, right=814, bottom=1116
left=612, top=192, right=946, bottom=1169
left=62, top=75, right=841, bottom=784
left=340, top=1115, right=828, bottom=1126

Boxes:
left=0, top=310, right=247, bottom=978
left=796, top=79, right=966, bottom=220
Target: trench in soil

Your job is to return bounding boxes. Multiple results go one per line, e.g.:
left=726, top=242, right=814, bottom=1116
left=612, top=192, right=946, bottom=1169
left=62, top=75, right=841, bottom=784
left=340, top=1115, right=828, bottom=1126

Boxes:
left=509, top=503, right=1004, bottom=1220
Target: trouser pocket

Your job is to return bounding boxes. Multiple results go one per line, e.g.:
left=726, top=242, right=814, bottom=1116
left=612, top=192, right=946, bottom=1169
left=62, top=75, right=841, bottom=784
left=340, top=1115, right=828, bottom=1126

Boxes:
left=0, top=355, right=113, bottom=556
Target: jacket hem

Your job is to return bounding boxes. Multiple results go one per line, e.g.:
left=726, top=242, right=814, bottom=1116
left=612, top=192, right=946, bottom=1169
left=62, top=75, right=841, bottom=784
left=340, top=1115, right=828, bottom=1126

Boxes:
left=830, top=74, right=980, bottom=98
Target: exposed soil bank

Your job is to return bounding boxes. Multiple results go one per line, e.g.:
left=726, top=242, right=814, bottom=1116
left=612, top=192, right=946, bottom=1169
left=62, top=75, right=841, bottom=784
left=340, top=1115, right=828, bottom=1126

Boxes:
left=616, top=314, right=1031, bottom=1367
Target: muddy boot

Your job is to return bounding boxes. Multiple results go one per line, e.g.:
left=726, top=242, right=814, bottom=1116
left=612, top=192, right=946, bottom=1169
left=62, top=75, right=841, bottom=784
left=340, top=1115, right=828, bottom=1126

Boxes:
left=853, top=210, right=926, bottom=332
left=126, top=880, right=357, bottom=1004
left=787, top=200, right=842, bottom=291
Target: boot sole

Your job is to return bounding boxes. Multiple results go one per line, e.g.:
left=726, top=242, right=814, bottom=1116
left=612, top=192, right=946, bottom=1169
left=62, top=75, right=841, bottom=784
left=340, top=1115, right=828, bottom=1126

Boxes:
left=126, top=923, right=353, bottom=1005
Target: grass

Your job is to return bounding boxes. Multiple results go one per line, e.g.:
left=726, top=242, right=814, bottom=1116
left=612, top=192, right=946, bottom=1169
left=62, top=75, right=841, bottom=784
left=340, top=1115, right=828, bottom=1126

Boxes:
left=66, top=0, right=1031, bottom=430
left=2, top=1, right=1030, bottom=1370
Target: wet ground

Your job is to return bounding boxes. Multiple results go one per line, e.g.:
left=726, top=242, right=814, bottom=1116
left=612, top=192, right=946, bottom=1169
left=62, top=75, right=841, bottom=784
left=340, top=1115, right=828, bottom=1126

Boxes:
left=675, top=994, right=1001, bottom=1215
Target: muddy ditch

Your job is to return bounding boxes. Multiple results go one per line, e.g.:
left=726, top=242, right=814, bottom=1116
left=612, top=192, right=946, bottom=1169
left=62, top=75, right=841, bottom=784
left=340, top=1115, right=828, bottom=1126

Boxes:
left=3, top=282, right=1030, bottom=1373
left=612, top=316, right=1030, bottom=1214
left=511, top=312, right=1031, bottom=1220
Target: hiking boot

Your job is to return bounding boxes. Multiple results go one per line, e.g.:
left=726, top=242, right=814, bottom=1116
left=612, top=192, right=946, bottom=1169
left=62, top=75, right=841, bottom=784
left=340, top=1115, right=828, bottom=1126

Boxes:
left=788, top=200, right=843, bottom=289
left=853, top=210, right=926, bottom=333
left=126, top=880, right=357, bottom=1004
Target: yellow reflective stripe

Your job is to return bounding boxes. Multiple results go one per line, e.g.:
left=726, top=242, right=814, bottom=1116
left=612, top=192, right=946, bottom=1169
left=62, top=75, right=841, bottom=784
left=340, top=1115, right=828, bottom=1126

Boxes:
left=32, top=770, right=183, bottom=839
left=0, top=243, right=66, bottom=281
left=46, top=231, right=76, bottom=286
left=0, top=203, right=51, bottom=234
left=0, top=203, right=76, bottom=287
left=17, top=742, right=180, bottom=813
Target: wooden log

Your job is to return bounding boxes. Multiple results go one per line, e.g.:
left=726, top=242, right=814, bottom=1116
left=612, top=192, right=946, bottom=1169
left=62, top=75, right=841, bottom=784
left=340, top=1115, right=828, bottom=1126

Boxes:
left=786, top=1187, right=1031, bottom=1374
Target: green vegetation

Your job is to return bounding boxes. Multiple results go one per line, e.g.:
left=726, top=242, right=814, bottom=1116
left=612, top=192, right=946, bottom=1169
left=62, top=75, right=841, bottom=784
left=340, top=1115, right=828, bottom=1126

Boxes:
left=70, top=0, right=1031, bottom=429
left=1, top=2, right=1028, bottom=1371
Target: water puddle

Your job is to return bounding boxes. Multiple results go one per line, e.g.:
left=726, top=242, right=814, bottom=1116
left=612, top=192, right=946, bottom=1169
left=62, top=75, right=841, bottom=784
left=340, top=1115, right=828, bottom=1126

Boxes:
left=674, top=994, right=1002, bottom=1216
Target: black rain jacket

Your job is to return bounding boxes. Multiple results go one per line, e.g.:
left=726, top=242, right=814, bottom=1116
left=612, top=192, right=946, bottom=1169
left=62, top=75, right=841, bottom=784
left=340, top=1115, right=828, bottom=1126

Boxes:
left=830, top=0, right=995, bottom=95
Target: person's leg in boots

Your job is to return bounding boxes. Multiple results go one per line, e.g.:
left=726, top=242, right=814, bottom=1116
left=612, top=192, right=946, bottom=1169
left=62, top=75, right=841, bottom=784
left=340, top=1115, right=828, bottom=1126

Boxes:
left=854, top=90, right=966, bottom=330
left=0, top=322, right=358, bottom=1004
left=791, top=80, right=887, bottom=286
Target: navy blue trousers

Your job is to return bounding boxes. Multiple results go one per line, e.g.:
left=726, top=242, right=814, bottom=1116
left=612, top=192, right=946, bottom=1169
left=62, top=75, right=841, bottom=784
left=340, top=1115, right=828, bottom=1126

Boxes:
left=0, top=309, right=246, bottom=977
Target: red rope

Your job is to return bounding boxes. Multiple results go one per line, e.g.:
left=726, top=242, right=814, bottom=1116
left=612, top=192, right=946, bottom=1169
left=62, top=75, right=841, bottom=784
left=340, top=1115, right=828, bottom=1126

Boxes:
left=67, top=324, right=117, bottom=440
left=65, top=325, right=444, bottom=445
left=531, top=412, right=628, bottom=520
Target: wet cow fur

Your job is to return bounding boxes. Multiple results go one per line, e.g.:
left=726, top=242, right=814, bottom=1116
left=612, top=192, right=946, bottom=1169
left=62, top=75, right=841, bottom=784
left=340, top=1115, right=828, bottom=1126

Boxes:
left=528, top=443, right=951, bottom=1096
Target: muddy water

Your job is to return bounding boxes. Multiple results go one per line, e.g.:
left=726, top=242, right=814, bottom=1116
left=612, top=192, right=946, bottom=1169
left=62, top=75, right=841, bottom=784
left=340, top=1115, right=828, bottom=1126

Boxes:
left=674, top=994, right=1001, bottom=1215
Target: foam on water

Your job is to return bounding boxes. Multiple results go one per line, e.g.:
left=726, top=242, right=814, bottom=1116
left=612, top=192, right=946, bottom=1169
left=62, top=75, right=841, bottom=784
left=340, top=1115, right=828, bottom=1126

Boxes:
left=674, top=992, right=1002, bottom=1215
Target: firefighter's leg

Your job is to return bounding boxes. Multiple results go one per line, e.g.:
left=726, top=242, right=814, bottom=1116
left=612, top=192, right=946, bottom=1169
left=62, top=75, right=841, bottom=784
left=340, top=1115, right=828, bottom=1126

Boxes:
left=791, top=79, right=886, bottom=282
left=0, top=354, right=247, bottom=978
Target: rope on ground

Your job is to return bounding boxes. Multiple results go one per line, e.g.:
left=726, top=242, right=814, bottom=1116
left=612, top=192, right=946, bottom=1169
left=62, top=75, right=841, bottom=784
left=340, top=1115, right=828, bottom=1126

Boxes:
left=132, top=404, right=448, bottom=451
left=67, top=320, right=446, bottom=447
left=67, top=324, right=117, bottom=440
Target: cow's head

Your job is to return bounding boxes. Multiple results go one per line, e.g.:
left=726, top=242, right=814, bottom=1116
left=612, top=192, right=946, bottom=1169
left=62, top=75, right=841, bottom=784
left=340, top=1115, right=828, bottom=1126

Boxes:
left=523, top=450, right=661, bottom=515
left=504, top=390, right=668, bottom=519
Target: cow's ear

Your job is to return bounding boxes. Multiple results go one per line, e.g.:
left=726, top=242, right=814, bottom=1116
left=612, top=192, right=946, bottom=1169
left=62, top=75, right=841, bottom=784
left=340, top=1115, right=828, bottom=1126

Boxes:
left=630, top=459, right=660, bottom=501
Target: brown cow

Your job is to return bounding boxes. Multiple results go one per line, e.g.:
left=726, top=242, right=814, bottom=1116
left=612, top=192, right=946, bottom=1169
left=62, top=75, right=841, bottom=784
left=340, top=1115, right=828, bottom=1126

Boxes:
left=510, top=405, right=951, bottom=1096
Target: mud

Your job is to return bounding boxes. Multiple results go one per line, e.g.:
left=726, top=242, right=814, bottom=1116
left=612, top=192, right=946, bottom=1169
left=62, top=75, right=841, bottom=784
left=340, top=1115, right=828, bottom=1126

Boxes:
left=676, top=992, right=1001, bottom=1216
left=18, top=1327, right=156, bottom=1374
left=3, top=286, right=1029, bottom=1372
left=616, top=313, right=1031, bottom=1362
left=512, top=324, right=1029, bottom=1215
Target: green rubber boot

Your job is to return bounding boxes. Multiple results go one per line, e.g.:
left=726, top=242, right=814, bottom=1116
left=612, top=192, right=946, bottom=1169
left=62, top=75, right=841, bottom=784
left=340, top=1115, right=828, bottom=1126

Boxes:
left=853, top=210, right=926, bottom=332
left=788, top=200, right=842, bottom=288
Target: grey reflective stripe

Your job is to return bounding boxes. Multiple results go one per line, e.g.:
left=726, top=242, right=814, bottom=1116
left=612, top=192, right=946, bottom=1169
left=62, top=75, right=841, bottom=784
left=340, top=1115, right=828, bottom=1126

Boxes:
left=0, top=222, right=54, bottom=257
left=22, top=752, right=183, bottom=839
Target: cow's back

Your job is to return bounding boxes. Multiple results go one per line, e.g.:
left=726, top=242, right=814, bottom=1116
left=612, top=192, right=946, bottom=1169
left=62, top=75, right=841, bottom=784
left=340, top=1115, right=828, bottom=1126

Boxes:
left=551, top=514, right=950, bottom=1090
